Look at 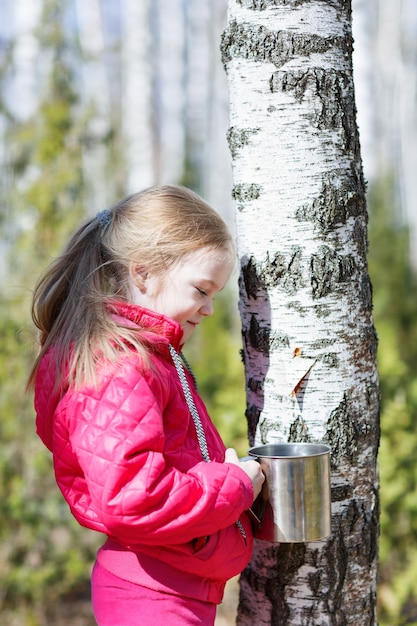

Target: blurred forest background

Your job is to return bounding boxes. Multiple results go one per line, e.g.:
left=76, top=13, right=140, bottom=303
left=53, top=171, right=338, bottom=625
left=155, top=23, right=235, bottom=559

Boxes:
left=0, top=0, right=416, bottom=625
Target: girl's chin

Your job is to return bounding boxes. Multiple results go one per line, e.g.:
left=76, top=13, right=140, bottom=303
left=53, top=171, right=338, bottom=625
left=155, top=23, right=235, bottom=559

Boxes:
left=181, top=323, right=197, bottom=342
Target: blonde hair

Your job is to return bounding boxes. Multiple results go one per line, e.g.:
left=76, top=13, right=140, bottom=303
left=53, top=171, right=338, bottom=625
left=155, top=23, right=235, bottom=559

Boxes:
left=28, top=185, right=233, bottom=389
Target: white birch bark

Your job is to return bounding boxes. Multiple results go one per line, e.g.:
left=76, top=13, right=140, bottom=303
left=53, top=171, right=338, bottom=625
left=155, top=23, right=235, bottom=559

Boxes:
left=74, top=0, right=112, bottom=213
left=120, top=0, right=154, bottom=192
left=222, top=0, right=379, bottom=623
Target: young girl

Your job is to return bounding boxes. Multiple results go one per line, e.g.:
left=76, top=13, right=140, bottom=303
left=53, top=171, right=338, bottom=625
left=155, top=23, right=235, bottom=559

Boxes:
left=28, top=185, right=264, bottom=626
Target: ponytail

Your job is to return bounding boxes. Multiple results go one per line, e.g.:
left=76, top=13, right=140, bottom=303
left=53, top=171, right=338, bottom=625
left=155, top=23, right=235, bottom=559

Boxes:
left=27, top=214, right=132, bottom=389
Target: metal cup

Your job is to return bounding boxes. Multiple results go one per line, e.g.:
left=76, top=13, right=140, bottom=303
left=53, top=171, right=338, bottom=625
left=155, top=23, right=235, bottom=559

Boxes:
left=248, top=443, right=331, bottom=543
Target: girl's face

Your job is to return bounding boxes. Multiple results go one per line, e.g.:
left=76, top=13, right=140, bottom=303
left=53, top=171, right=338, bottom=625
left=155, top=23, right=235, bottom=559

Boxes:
left=130, top=246, right=235, bottom=343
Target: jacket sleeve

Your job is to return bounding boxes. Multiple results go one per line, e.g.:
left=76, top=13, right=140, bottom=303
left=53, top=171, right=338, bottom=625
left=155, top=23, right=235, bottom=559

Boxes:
left=62, top=358, right=254, bottom=548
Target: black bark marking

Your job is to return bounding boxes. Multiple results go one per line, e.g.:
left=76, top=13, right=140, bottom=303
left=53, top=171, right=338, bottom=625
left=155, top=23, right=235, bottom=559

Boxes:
left=237, top=0, right=312, bottom=9
left=242, top=251, right=304, bottom=297
left=324, top=394, right=357, bottom=463
left=324, top=495, right=378, bottom=622
left=271, top=69, right=359, bottom=154
left=241, top=255, right=263, bottom=299
left=226, top=126, right=260, bottom=158
left=245, top=403, right=262, bottom=443
left=296, top=173, right=366, bottom=235
left=248, top=314, right=270, bottom=353
left=308, top=569, right=322, bottom=595
left=321, top=352, right=339, bottom=368
left=263, top=248, right=304, bottom=295
left=258, top=416, right=283, bottom=444
left=324, top=523, right=349, bottom=622
left=239, top=257, right=272, bottom=443
left=353, top=220, right=370, bottom=273
left=367, top=485, right=380, bottom=564
left=310, top=245, right=356, bottom=299
left=289, top=414, right=311, bottom=442
left=266, top=544, right=307, bottom=625
left=232, top=183, right=262, bottom=210
left=331, top=484, right=353, bottom=501
left=269, top=330, right=291, bottom=350
left=262, top=251, right=287, bottom=289
left=247, top=376, right=264, bottom=393
left=221, top=20, right=351, bottom=69
left=353, top=323, right=379, bottom=370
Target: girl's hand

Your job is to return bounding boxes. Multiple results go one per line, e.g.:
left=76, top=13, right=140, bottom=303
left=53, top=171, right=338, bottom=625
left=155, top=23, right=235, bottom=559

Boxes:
left=225, top=448, right=265, bottom=501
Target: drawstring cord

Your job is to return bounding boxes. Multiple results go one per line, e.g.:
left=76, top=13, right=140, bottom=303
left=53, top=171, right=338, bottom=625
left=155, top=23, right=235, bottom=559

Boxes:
left=168, top=344, right=247, bottom=545
left=179, top=351, right=198, bottom=390
left=169, top=344, right=210, bottom=463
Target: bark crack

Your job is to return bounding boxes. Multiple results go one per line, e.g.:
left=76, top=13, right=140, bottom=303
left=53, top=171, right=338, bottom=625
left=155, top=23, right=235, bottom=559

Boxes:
left=310, top=245, right=356, bottom=299
left=295, top=173, right=366, bottom=236
left=324, top=393, right=357, bottom=463
left=221, top=20, right=351, bottom=69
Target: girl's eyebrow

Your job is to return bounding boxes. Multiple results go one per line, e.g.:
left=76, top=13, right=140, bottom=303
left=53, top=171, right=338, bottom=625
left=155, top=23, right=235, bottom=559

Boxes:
left=200, top=279, right=228, bottom=295
left=198, top=279, right=218, bottom=290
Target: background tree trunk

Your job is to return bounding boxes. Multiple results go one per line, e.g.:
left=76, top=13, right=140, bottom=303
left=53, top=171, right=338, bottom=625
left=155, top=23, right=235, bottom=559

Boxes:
left=352, top=0, right=417, bottom=271
left=6, top=0, right=42, bottom=121
left=120, top=0, right=154, bottom=192
left=153, top=0, right=186, bottom=185
left=222, top=0, right=380, bottom=624
left=74, top=0, right=112, bottom=213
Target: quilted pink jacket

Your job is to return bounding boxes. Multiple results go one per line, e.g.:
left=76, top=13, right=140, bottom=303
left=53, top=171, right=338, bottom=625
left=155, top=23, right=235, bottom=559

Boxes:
left=34, top=301, right=254, bottom=604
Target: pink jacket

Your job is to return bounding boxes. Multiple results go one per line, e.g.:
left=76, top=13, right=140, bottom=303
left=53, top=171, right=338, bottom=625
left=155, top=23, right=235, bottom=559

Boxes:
left=34, top=301, right=254, bottom=604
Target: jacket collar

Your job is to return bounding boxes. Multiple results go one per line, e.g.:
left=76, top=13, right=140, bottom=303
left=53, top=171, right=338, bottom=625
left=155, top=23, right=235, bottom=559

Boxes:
left=107, top=300, right=184, bottom=352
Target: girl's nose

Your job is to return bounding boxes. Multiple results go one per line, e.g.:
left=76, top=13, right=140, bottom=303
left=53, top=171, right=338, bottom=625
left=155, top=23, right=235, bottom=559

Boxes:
left=200, top=299, right=214, bottom=316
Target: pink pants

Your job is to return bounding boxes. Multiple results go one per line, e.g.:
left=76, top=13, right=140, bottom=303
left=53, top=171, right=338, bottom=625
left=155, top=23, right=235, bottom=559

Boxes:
left=91, top=561, right=217, bottom=626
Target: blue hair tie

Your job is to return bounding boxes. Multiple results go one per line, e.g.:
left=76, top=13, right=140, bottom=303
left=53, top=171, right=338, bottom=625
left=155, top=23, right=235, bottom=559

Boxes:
left=96, top=209, right=112, bottom=229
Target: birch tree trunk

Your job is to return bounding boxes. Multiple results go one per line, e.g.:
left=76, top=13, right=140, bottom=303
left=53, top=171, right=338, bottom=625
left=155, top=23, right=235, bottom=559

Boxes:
left=202, top=0, right=234, bottom=225
left=7, top=0, right=42, bottom=121
left=374, top=0, right=417, bottom=269
left=353, top=0, right=417, bottom=270
left=222, top=1, right=380, bottom=624
left=120, top=0, right=154, bottom=192
left=184, top=0, right=212, bottom=187
left=74, top=0, right=112, bottom=213
left=154, top=0, right=186, bottom=185
left=184, top=0, right=235, bottom=223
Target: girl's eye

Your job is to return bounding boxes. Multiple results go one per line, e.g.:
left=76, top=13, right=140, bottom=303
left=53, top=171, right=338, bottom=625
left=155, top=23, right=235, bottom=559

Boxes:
left=196, top=287, right=207, bottom=296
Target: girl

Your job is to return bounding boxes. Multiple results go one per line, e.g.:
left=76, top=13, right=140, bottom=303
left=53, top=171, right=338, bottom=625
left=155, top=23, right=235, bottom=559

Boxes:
left=28, top=185, right=264, bottom=626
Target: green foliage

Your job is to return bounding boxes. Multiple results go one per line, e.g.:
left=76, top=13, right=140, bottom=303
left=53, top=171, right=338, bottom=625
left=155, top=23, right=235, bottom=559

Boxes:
left=7, top=4, right=86, bottom=285
left=368, top=180, right=417, bottom=625
left=0, top=0, right=102, bottom=621
left=0, top=302, right=101, bottom=620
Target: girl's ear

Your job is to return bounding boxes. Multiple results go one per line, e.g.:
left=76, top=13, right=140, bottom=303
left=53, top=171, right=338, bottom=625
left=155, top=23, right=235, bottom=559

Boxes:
left=129, top=263, right=149, bottom=292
